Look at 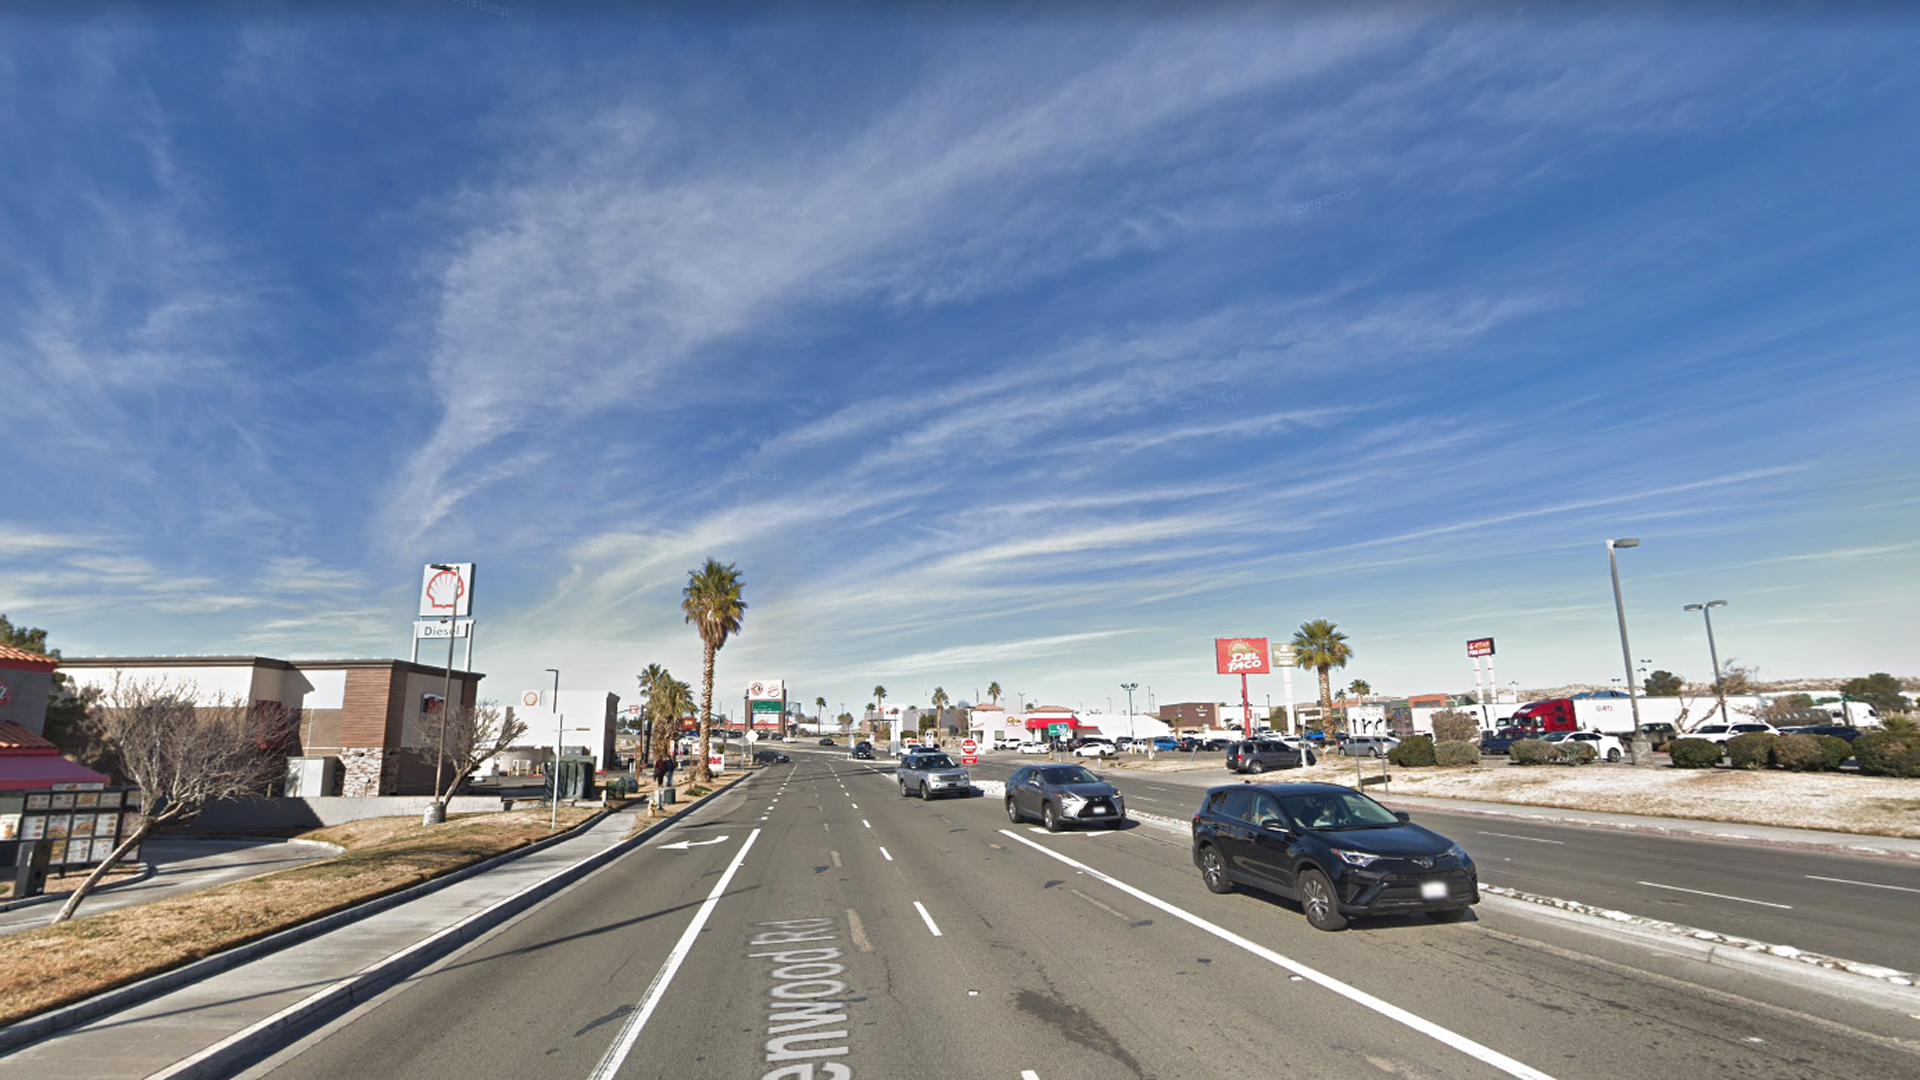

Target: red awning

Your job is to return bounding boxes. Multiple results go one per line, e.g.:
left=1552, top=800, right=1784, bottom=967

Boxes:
left=0, top=752, right=111, bottom=791
left=1024, top=715, right=1080, bottom=730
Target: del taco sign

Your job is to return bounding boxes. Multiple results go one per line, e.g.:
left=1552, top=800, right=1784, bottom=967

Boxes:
left=1214, top=637, right=1271, bottom=675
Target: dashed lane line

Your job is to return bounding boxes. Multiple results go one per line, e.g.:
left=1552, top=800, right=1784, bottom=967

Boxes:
left=1477, top=830, right=1564, bottom=845
left=999, top=828, right=1559, bottom=1080
left=913, top=900, right=943, bottom=937
left=1637, top=881, right=1793, bottom=909
left=1805, top=874, right=1920, bottom=895
left=879, top=847, right=893, bottom=861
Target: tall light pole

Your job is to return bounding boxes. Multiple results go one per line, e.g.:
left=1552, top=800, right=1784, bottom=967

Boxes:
left=1606, top=539, right=1649, bottom=765
left=546, top=667, right=561, bottom=830
left=1684, top=600, right=1730, bottom=722
left=1121, top=683, right=1138, bottom=739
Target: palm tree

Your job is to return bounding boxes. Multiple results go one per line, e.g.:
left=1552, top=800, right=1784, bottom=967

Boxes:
left=987, top=681, right=1002, bottom=707
left=1348, top=679, right=1372, bottom=699
left=683, top=559, right=747, bottom=781
left=1292, top=619, right=1354, bottom=734
left=872, top=686, right=887, bottom=742
left=930, top=687, right=949, bottom=737
left=656, top=677, right=696, bottom=766
left=815, top=696, right=828, bottom=730
left=638, top=663, right=670, bottom=764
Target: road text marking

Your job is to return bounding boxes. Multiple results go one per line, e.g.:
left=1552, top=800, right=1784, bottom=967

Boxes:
left=1637, top=881, right=1793, bottom=909
left=589, top=830, right=761, bottom=1080
left=913, top=900, right=943, bottom=937
left=1000, top=829, right=1558, bottom=1080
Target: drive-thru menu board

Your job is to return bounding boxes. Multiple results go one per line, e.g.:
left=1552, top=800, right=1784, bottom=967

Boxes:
left=0, top=786, right=143, bottom=872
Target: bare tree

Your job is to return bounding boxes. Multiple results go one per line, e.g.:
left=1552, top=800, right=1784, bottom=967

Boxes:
left=419, top=701, right=526, bottom=825
left=54, top=678, right=299, bottom=923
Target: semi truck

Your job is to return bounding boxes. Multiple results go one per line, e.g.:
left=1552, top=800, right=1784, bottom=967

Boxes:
left=1507, top=694, right=1766, bottom=735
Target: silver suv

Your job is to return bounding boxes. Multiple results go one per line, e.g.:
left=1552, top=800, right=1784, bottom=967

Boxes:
left=896, top=752, right=972, bottom=800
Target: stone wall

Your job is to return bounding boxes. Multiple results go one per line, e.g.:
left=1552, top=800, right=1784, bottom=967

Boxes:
left=339, top=747, right=395, bottom=797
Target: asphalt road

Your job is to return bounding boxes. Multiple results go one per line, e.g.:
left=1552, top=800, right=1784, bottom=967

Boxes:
left=956, top=750, right=1920, bottom=971
left=245, top=750, right=1920, bottom=1080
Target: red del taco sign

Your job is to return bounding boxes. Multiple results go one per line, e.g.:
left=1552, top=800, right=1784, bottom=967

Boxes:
left=1215, top=637, right=1271, bottom=675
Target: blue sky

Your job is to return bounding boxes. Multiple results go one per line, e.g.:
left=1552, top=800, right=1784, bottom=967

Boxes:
left=2, top=4, right=1916, bottom=718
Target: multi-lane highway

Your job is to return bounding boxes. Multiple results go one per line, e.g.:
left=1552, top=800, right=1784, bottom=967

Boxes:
left=245, top=749, right=1920, bottom=1080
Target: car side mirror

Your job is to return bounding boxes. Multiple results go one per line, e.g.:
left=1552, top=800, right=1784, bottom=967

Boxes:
left=1394, top=811, right=1410, bottom=822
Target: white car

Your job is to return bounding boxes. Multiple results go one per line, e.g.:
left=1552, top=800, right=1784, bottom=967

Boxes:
left=992, top=735, right=1024, bottom=750
left=1543, top=729, right=1627, bottom=763
left=1688, top=722, right=1779, bottom=745
left=1016, top=740, right=1050, bottom=754
left=1073, top=742, right=1118, bottom=758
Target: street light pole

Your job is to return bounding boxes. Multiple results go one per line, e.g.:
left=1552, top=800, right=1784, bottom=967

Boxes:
left=1684, top=601, right=1730, bottom=722
left=1121, top=683, right=1137, bottom=740
left=1607, top=539, right=1650, bottom=765
left=546, top=667, right=561, bottom=831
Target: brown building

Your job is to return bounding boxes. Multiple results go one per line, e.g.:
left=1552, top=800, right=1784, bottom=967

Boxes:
left=1158, top=701, right=1220, bottom=730
left=60, top=656, right=483, bottom=797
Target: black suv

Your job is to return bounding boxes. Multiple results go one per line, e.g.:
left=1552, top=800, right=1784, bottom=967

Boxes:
left=1477, top=727, right=1530, bottom=755
left=1225, top=738, right=1316, bottom=773
left=849, top=741, right=875, bottom=760
left=1190, top=782, right=1478, bottom=930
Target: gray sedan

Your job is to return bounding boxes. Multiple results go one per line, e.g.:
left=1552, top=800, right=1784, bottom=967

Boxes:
left=896, top=752, right=972, bottom=799
left=1005, top=763, right=1127, bottom=831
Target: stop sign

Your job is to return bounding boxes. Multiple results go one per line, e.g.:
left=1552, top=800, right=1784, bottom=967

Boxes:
left=962, top=738, right=978, bottom=755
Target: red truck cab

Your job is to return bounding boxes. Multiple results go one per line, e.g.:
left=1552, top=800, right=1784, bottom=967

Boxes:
left=1508, top=698, right=1576, bottom=733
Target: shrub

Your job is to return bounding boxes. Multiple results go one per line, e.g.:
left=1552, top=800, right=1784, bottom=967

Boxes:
left=1430, top=710, right=1480, bottom=745
left=1560, top=741, right=1599, bottom=765
left=1726, top=732, right=1776, bottom=770
left=1509, top=739, right=1562, bottom=766
left=1434, top=740, right=1480, bottom=767
left=1818, top=735, right=1854, bottom=770
left=1388, top=735, right=1436, bottom=767
left=1769, top=734, right=1827, bottom=772
left=1668, top=738, right=1722, bottom=769
left=1854, top=730, right=1920, bottom=778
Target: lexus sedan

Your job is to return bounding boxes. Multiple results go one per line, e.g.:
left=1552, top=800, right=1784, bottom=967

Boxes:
left=1191, top=782, right=1477, bottom=931
left=1006, top=763, right=1126, bottom=831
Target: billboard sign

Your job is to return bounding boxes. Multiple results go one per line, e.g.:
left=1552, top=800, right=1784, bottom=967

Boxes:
left=1215, top=637, right=1271, bottom=675
left=419, top=563, right=475, bottom=618
left=747, top=679, right=785, bottom=701
left=1467, top=638, right=1495, bottom=658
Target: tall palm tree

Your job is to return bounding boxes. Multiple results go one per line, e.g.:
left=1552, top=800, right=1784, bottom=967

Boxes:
left=683, top=559, right=747, bottom=781
left=987, top=681, right=1002, bottom=707
left=1292, top=619, right=1354, bottom=734
left=931, top=687, right=949, bottom=736
left=638, top=663, right=670, bottom=764
left=872, top=685, right=887, bottom=742
left=656, top=677, right=696, bottom=766
left=1349, top=679, right=1372, bottom=698
left=815, top=696, right=828, bottom=730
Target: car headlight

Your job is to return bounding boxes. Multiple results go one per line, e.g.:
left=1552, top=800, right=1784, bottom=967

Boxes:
left=1334, top=848, right=1381, bottom=868
left=1058, top=793, right=1087, bottom=814
left=1446, top=843, right=1471, bottom=866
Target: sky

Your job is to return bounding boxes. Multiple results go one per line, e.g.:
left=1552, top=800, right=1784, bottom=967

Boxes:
left=2, top=2, right=1916, bottom=720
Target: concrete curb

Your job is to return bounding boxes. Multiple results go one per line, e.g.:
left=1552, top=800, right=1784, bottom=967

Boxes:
left=0, top=860, right=157, bottom=914
left=1481, top=886, right=1920, bottom=1011
left=141, top=773, right=756, bottom=1080
left=1389, top=800, right=1920, bottom=865
left=0, top=801, right=640, bottom=1054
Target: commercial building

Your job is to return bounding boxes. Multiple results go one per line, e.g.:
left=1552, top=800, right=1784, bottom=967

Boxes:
left=0, top=643, right=58, bottom=737
left=60, top=656, right=483, bottom=798
left=1158, top=701, right=1220, bottom=731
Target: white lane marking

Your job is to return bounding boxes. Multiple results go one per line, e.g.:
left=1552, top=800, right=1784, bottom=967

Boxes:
left=863, top=819, right=871, bottom=829
left=1023, top=1073, right=1041, bottom=1080
left=589, top=830, right=761, bottom=1080
left=913, top=900, right=943, bottom=937
left=879, top=847, right=893, bottom=861
left=1637, top=881, right=1793, bottom=909
left=1477, top=830, right=1565, bottom=845
left=999, top=829, right=1559, bottom=1080
left=847, top=907, right=873, bottom=951
left=850, top=803, right=858, bottom=809
left=830, top=850, right=842, bottom=868
left=1806, top=874, right=1920, bottom=895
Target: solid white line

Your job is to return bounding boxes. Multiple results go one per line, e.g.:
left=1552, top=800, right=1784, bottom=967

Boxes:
left=589, top=830, right=761, bottom=1080
left=999, top=829, right=1559, bottom=1080
left=1805, top=874, right=1920, bottom=895
left=1637, top=881, right=1793, bottom=909
left=913, top=900, right=943, bottom=937
left=1477, top=830, right=1565, bottom=845
left=879, top=847, right=893, bottom=861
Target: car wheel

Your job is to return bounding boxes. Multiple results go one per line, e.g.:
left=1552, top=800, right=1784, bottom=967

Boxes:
left=1305, top=751, right=1317, bottom=767
left=920, top=781, right=932, bottom=800
left=1606, top=748, right=1621, bottom=763
left=1249, top=760, right=1268, bottom=774
left=1428, top=906, right=1471, bottom=923
left=1199, top=846, right=1233, bottom=894
left=1043, top=802, right=1064, bottom=833
left=1298, top=869, right=1347, bottom=931
left=899, top=779, right=911, bottom=797
left=1007, top=798, right=1022, bottom=823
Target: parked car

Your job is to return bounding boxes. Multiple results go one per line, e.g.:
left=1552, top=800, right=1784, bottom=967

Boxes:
left=1190, top=782, right=1479, bottom=930
left=1006, top=763, right=1126, bottom=831
left=818, top=737, right=836, bottom=746
left=1201, top=735, right=1236, bottom=751
left=1073, top=741, right=1119, bottom=758
left=1689, top=722, right=1779, bottom=745
left=1478, top=728, right=1529, bottom=756
left=1147, top=736, right=1180, bottom=752
left=1542, top=729, right=1628, bottom=763
left=1016, top=740, right=1050, bottom=754
left=993, top=734, right=1025, bottom=750
left=1636, top=723, right=1677, bottom=752
left=849, top=741, right=875, bottom=760
left=1341, top=735, right=1401, bottom=758
left=1777, top=724, right=1863, bottom=742
left=1226, top=738, right=1317, bottom=773
left=896, top=751, right=972, bottom=799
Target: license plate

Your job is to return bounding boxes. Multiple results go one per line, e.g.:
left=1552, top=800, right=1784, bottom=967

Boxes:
left=1090, top=807, right=1107, bottom=814
left=1421, top=880, right=1450, bottom=901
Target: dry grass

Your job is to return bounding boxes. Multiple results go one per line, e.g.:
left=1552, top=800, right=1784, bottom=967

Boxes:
left=0, top=807, right=599, bottom=1028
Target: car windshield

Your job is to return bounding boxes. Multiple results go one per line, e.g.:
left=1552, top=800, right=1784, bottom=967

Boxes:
left=1039, top=766, right=1099, bottom=785
left=1279, top=791, right=1401, bottom=831
left=913, top=754, right=956, bottom=768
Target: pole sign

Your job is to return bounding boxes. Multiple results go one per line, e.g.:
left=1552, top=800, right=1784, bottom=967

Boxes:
left=1272, top=643, right=1297, bottom=668
left=1467, top=638, right=1495, bottom=658
left=413, top=619, right=473, bottom=639
left=1215, top=637, right=1271, bottom=675
left=419, top=564, right=475, bottom=618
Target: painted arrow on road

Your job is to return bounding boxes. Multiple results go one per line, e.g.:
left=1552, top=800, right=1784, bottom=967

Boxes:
left=659, top=835, right=731, bottom=850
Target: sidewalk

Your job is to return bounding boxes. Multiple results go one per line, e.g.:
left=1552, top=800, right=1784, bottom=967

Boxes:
left=0, top=781, right=744, bottom=1080
left=0, top=839, right=336, bottom=935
